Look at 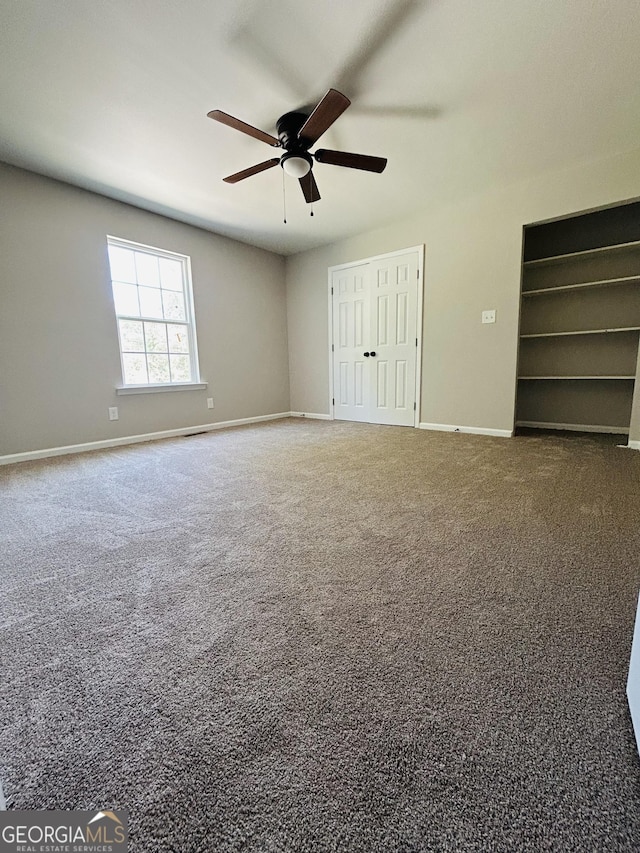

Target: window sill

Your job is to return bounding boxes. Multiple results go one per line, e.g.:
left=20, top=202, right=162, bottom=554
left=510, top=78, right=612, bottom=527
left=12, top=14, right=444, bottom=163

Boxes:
left=116, top=382, right=208, bottom=396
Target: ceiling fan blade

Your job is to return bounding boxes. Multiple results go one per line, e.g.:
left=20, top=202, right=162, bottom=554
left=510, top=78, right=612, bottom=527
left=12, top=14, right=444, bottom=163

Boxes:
left=299, top=171, right=321, bottom=203
left=314, top=149, right=387, bottom=173
left=298, top=89, right=351, bottom=146
left=208, top=110, right=280, bottom=147
left=223, top=158, right=280, bottom=184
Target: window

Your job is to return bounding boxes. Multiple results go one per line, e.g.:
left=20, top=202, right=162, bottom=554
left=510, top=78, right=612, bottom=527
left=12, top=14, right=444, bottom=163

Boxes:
left=107, top=237, right=201, bottom=389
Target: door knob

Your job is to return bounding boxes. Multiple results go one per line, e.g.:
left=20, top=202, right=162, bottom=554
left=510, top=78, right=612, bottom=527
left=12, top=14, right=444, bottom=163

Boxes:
left=370, top=351, right=376, bottom=357
left=363, top=352, right=370, bottom=357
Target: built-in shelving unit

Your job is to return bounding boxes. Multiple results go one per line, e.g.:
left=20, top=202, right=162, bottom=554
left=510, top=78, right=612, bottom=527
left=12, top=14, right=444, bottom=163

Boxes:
left=516, top=203, right=640, bottom=435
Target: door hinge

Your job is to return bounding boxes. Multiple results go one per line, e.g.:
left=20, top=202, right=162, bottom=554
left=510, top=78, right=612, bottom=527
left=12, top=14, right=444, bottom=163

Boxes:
left=415, top=337, right=418, bottom=346
left=332, top=398, right=335, bottom=406
left=331, top=286, right=334, bottom=295
left=332, top=344, right=334, bottom=352
left=416, top=269, right=419, bottom=279
left=414, top=402, right=416, bottom=411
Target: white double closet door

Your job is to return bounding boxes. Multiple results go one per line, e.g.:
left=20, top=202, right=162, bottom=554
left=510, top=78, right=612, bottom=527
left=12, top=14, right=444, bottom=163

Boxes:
left=331, top=249, right=420, bottom=427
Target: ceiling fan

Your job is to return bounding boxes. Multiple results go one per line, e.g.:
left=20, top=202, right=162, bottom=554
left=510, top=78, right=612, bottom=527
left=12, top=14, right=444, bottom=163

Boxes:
left=207, top=89, right=387, bottom=204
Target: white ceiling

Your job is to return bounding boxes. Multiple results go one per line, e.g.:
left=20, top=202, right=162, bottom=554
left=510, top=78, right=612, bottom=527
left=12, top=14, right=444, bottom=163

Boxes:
left=1, top=0, right=640, bottom=255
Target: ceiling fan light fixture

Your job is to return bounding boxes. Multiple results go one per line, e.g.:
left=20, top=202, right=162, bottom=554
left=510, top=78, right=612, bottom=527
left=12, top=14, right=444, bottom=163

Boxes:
left=281, top=154, right=311, bottom=178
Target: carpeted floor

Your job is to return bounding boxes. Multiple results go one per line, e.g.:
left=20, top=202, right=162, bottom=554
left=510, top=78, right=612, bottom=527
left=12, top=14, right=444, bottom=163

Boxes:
left=1, top=418, right=639, bottom=852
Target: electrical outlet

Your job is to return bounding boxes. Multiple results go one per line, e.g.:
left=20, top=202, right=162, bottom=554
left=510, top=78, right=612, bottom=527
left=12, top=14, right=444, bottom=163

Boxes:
left=206, top=398, right=214, bottom=409
left=482, top=309, right=496, bottom=324
left=108, top=407, right=119, bottom=421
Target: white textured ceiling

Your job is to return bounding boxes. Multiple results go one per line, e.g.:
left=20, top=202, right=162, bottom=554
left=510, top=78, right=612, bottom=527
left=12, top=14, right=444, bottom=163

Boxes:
left=1, top=0, right=640, bottom=255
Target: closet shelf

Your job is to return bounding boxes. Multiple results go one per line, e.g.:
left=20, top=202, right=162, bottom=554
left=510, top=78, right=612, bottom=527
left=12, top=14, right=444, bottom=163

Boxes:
left=522, top=275, right=640, bottom=297
left=523, top=238, right=640, bottom=267
left=518, top=375, right=635, bottom=381
left=516, top=420, right=630, bottom=434
left=520, top=326, right=640, bottom=339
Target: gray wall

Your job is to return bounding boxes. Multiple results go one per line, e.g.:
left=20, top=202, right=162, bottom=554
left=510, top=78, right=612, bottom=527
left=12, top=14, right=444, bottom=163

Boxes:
left=0, top=163, right=289, bottom=456
left=286, top=146, right=640, bottom=439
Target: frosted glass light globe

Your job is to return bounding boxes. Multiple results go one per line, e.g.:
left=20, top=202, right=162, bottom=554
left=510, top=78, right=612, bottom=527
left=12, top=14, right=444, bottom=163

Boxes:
left=282, top=156, right=311, bottom=178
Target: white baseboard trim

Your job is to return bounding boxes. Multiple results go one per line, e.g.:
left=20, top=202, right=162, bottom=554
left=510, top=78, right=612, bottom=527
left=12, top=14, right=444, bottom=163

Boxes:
left=0, top=412, right=292, bottom=466
left=419, top=422, right=513, bottom=438
left=289, top=412, right=332, bottom=420
left=627, top=440, right=640, bottom=450
left=516, top=420, right=629, bottom=435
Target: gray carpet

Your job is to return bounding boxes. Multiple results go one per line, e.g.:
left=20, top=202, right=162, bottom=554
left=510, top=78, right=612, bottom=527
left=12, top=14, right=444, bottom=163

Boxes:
left=1, top=419, right=639, bottom=852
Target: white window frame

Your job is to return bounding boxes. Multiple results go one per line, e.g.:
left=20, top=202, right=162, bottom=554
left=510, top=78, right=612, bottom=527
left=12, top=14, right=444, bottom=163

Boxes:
left=107, top=236, right=205, bottom=394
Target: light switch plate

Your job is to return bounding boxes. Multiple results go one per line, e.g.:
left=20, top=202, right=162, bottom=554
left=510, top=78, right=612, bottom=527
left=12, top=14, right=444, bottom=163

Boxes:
left=482, top=309, right=496, bottom=324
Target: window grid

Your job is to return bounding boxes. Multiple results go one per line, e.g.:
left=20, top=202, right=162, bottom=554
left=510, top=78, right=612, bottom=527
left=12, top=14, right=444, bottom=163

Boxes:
left=107, top=237, right=200, bottom=387
left=116, top=317, right=191, bottom=384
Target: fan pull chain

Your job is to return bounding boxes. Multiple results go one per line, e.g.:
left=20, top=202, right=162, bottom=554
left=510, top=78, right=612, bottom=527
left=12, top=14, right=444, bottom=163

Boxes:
left=282, top=169, right=287, bottom=224
left=310, top=203, right=314, bottom=217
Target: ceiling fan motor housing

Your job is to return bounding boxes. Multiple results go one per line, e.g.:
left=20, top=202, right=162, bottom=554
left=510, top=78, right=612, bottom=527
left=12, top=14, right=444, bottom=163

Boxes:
left=276, top=111, right=312, bottom=152
left=277, top=111, right=314, bottom=176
